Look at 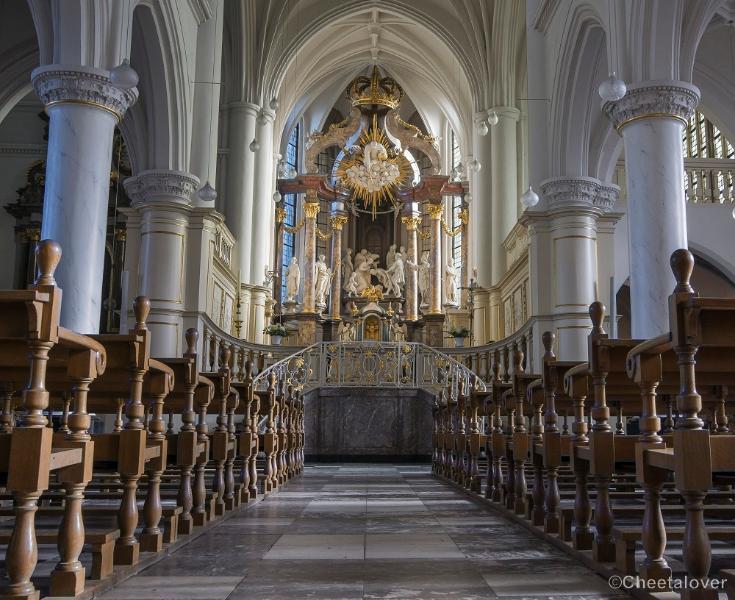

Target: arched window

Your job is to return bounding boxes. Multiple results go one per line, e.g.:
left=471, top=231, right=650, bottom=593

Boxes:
left=682, top=111, right=735, bottom=203
left=281, top=125, right=299, bottom=302
left=450, top=130, right=463, bottom=268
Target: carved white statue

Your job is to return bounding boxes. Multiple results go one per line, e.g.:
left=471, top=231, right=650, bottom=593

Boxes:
left=337, top=320, right=356, bottom=342
left=355, top=253, right=373, bottom=293
left=444, top=258, right=459, bottom=306
left=391, top=320, right=407, bottom=341
left=386, top=252, right=405, bottom=298
left=314, top=254, right=332, bottom=307
left=386, top=244, right=397, bottom=269
left=418, top=250, right=431, bottom=307
left=342, top=248, right=354, bottom=288
left=345, top=271, right=360, bottom=296
left=285, top=256, right=301, bottom=302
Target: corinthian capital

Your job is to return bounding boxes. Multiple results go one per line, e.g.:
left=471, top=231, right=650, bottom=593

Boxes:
left=124, top=169, right=200, bottom=206
left=32, top=65, right=138, bottom=122
left=603, top=80, right=699, bottom=132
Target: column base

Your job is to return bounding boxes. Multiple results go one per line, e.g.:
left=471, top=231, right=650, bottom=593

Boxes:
left=178, top=516, right=194, bottom=535
left=140, top=532, right=163, bottom=553
left=50, top=568, right=85, bottom=597
left=113, top=541, right=139, bottom=566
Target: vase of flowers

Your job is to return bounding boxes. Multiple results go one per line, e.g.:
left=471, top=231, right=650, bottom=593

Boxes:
left=449, top=326, right=470, bottom=348
left=264, top=324, right=288, bottom=345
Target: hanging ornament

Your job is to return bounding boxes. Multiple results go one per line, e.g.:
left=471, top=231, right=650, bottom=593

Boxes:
left=464, top=192, right=473, bottom=204
left=521, top=186, right=540, bottom=209
left=468, top=158, right=482, bottom=172
left=110, top=58, right=139, bottom=89
left=273, top=190, right=282, bottom=203
left=476, top=120, right=489, bottom=136
left=249, top=138, right=260, bottom=152
left=194, top=182, right=217, bottom=203
left=269, top=98, right=280, bottom=111
left=487, top=110, right=499, bottom=126
left=287, top=165, right=298, bottom=179
left=598, top=72, right=627, bottom=102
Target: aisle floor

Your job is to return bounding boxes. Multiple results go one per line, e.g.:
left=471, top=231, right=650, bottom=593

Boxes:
left=99, top=464, right=625, bottom=600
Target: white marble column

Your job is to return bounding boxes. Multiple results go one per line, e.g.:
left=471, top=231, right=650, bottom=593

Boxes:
left=124, top=170, right=199, bottom=357
left=250, top=109, right=275, bottom=285
left=190, top=0, right=223, bottom=204
left=471, top=118, right=493, bottom=289
left=33, top=65, right=137, bottom=333
left=604, top=81, right=699, bottom=338
left=224, top=102, right=258, bottom=284
left=490, top=107, right=520, bottom=284
left=427, top=203, right=443, bottom=314
left=401, top=206, right=421, bottom=321
left=248, top=286, right=268, bottom=343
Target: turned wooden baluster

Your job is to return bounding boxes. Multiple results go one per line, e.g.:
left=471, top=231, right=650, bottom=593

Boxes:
left=192, top=367, right=211, bottom=525
left=586, top=302, right=616, bottom=561
left=277, top=381, right=288, bottom=484
left=212, top=343, right=230, bottom=514
left=542, top=332, right=560, bottom=531
left=248, top=387, right=260, bottom=499
left=670, top=249, right=712, bottom=591
left=223, top=388, right=239, bottom=509
left=512, top=344, right=528, bottom=515
left=662, top=395, right=675, bottom=433
left=504, top=404, right=516, bottom=509
left=239, top=359, right=254, bottom=499
left=141, top=367, right=169, bottom=552
left=5, top=241, right=58, bottom=598
left=0, top=386, right=14, bottom=433
left=530, top=386, right=546, bottom=526
left=715, top=386, right=729, bottom=433
left=59, top=393, right=71, bottom=434
left=177, top=329, right=198, bottom=531
left=565, top=368, right=592, bottom=548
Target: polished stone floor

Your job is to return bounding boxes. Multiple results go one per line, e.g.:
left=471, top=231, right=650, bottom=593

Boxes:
left=99, top=464, right=625, bottom=600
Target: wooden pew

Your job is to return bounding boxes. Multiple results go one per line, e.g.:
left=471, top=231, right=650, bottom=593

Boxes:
left=626, top=249, right=735, bottom=598
left=0, top=240, right=109, bottom=599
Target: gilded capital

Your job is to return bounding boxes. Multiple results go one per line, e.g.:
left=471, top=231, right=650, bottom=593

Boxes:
left=401, top=215, right=422, bottom=231
left=330, top=215, right=348, bottom=230
left=275, top=206, right=287, bottom=223
left=426, top=203, right=443, bottom=220
left=303, top=202, right=320, bottom=219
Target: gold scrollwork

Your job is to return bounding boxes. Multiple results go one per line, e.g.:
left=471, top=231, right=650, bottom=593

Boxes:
left=401, top=215, right=422, bottom=231
left=283, top=218, right=305, bottom=234
left=316, top=228, right=333, bottom=241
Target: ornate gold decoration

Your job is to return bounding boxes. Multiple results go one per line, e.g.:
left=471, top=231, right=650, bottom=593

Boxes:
left=361, top=285, right=384, bottom=302
left=330, top=215, right=348, bottom=231
left=283, top=218, right=305, bottom=233
left=396, top=115, right=437, bottom=144
left=303, top=201, right=320, bottom=219
left=401, top=215, right=422, bottom=231
left=315, top=228, right=333, bottom=241
left=418, top=229, right=432, bottom=241
left=426, top=203, right=443, bottom=220
left=347, top=66, right=404, bottom=109
left=336, top=114, right=411, bottom=217
left=275, top=206, right=287, bottom=223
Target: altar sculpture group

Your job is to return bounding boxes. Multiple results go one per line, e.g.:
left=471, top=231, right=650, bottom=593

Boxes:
left=283, top=243, right=460, bottom=312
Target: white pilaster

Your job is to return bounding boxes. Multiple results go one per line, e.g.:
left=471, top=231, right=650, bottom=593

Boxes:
left=250, top=109, right=276, bottom=285
left=471, top=115, right=493, bottom=289
left=33, top=65, right=137, bottom=333
left=523, top=176, right=619, bottom=361
left=490, top=107, right=520, bottom=284
left=124, top=169, right=199, bottom=357
left=190, top=0, right=224, bottom=204
left=224, top=102, right=259, bottom=283
left=604, top=81, right=699, bottom=338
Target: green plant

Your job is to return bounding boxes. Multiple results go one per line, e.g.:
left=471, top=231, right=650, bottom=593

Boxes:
left=264, top=324, right=288, bottom=337
left=449, top=326, right=470, bottom=338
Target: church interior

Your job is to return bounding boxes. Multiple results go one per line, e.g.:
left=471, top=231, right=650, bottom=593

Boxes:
left=1, top=0, right=735, bottom=598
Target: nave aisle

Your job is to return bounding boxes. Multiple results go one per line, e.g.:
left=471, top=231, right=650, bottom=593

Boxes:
left=98, top=464, right=623, bottom=600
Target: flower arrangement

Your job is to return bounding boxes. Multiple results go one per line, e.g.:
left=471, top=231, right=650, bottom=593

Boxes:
left=449, top=326, right=471, bottom=338
left=264, top=324, right=288, bottom=338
